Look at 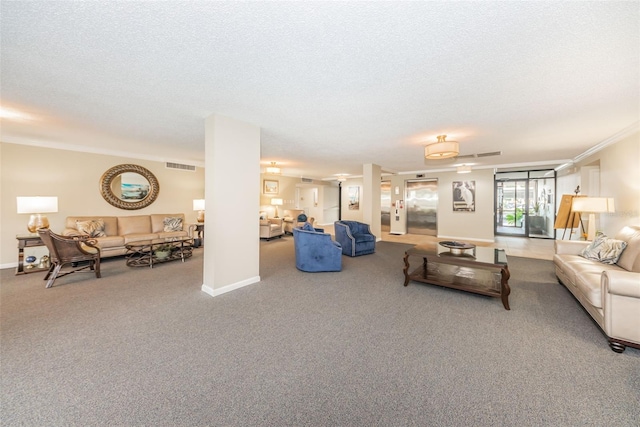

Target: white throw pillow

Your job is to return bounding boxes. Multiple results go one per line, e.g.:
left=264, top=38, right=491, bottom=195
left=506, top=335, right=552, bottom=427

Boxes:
left=580, top=232, right=627, bottom=264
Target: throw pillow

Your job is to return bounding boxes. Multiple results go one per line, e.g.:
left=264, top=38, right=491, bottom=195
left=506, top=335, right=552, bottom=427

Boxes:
left=163, top=217, right=183, bottom=232
left=301, top=222, right=315, bottom=232
left=76, top=219, right=106, bottom=237
left=259, top=211, right=267, bottom=220
left=580, top=232, right=627, bottom=264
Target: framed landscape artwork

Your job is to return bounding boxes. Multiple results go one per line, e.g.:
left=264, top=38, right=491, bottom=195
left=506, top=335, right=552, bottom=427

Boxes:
left=263, top=179, right=279, bottom=195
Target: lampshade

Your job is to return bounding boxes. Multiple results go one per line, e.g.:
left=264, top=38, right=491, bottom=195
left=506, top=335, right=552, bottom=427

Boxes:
left=266, top=162, right=281, bottom=175
left=17, top=196, right=58, bottom=214
left=17, top=196, right=58, bottom=233
left=571, top=197, right=615, bottom=241
left=456, top=165, right=472, bottom=174
left=271, top=198, right=283, bottom=218
left=571, top=197, right=614, bottom=213
left=193, top=199, right=205, bottom=222
left=425, top=135, right=459, bottom=160
left=193, top=199, right=205, bottom=211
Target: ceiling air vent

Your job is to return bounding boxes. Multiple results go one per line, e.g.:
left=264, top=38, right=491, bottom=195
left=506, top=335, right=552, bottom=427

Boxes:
left=301, top=177, right=313, bottom=183
left=165, top=162, right=196, bottom=172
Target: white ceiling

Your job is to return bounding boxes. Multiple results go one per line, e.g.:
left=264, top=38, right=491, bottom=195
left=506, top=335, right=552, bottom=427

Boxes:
left=1, top=1, right=638, bottom=179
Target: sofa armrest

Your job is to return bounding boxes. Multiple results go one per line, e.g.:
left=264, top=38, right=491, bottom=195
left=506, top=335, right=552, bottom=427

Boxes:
left=186, top=223, right=197, bottom=238
left=554, top=240, right=589, bottom=255
left=603, top=270, right=640, bottom=298
left=601, top=270, right=640, bottom=345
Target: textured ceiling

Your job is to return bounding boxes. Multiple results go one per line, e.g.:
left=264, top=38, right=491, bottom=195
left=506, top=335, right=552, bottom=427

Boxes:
left=1, top=1, right=638, bottom=179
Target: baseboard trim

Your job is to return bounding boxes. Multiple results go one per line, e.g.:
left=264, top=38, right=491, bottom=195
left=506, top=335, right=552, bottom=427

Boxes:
left=201, top=275, right=260, bottom=297
left=1, top=262, right=18, bottom=270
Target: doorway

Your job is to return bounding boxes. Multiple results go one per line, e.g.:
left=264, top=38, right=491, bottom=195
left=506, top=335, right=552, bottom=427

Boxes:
left=495, top=170, right=556, bottom=238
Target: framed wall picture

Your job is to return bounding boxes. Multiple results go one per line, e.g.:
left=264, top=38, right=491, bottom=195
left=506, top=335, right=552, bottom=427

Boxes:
left=263, top=179, right=279, bottom=195
left=348, top=186, right=360, bottom=210
left=453, top=181, right=475, bottom=212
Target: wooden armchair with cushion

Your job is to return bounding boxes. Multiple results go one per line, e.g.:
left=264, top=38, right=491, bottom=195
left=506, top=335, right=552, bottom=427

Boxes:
left=37, top=228, right=101, bottom=288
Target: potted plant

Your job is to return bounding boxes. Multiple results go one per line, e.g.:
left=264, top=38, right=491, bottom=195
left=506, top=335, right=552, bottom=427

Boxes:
left=154, top=243, right=173, bottom=260
left=505, top=207, right=524, bottom=227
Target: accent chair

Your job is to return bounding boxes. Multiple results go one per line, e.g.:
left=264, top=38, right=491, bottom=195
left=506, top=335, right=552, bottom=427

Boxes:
left=37, top=228, right=101, bottom=288
left=334, top=220, right=376, bottom=257
left=292, top=223, right=342, bottom=272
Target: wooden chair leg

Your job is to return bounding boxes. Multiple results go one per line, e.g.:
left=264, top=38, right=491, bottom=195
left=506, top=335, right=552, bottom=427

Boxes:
left=45, top=264, right=63, bottom=288
left=94, top=259, right=101, bottom=279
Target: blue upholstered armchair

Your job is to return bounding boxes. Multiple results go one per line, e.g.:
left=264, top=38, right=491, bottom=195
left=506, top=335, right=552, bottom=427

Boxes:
left=292, top=224, right=342, bottom=272
left=334, top=220, right=376, bottom=257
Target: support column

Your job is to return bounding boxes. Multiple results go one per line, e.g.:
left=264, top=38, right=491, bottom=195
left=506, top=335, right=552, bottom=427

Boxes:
left=201, top=114, right=261, bottom=297
left=363, top=163, right=382, bottom=241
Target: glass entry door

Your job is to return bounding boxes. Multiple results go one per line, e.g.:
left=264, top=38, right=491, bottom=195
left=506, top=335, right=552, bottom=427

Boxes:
left=495, top=170, right=556, bottom=238
left=496, top=180, right=527, bottom=236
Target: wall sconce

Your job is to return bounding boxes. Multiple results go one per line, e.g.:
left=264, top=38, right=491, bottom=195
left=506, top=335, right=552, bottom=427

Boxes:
left=193, top=199, right=205, bottom=222
left=17, top=196, right=59, bottom=233
left=271, top=198, right=283, bottom=218
left=571, top=197, right=615, bottom=240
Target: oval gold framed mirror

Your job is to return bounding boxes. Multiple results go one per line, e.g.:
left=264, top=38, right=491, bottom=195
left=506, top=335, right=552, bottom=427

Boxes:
left=100, top=164, right=160, bottom=210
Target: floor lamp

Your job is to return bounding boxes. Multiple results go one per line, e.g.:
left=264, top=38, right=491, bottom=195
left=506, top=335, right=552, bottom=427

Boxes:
left=571, top=197, right=615, bottom=241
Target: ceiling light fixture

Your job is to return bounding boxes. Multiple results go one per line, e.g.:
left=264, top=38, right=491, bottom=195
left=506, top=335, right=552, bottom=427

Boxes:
left=424, top=135, right=459, bottom=160
left=266, top=162, right=281, bottom=175
left=456, top=165, right=472, bottom=174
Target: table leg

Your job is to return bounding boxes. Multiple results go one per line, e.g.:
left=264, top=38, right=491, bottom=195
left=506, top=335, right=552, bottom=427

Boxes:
left=16, top=243, right=26, bottom=274
left=501, top=265, right=511, bottom=310
left=403, top=252, right=410, bottom=286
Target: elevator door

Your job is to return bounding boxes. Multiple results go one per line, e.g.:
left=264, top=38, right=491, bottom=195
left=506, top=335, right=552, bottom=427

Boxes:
left=381, top=181, right=391, bottom=232
left=406, top=179, right=437, bottom=236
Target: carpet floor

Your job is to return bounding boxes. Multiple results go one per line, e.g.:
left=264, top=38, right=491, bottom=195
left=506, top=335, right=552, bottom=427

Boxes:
left=1, top=238, right=639, bottom=426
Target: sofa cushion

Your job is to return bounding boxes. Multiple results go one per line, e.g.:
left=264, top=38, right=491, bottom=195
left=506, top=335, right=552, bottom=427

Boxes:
left=118, top=215, right=152, bottom=236
left=580, top=232, right=627, bottom=264
left=163, top=216, right=183, bottom=232
left=123, top=233, right=158, bottom=244
left=615, top=226, right=640, bottom=272
left=76, top=219, right=106, bottom=237
left=92, top=235, right=125, bottom=249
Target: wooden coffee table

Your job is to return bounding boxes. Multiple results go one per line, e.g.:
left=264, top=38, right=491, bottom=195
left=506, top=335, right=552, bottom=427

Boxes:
left=125, top=237, right=194, bottom=268
left=403, top=243, right=511, bottom=310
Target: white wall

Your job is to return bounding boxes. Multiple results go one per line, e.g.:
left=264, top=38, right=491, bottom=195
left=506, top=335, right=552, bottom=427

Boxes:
left=557, top=131, right=640, bottom=237
left=0, top=142, right=204, bottom=267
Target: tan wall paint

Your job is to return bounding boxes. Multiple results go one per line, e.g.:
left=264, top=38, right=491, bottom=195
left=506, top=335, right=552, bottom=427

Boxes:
left=571, top=131, right=640, bottom=235
left=0, top=142, right=204, bottom=267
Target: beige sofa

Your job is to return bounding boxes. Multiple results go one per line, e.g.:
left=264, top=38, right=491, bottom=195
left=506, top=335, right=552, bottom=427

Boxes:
left=62, top=214, right=194, bottom=258
left=554, top=225, right=640, bottom=353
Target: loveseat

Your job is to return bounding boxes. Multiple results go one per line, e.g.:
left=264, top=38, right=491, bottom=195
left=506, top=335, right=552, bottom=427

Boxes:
left=62, top=214, right=194, bottom=258
left=554, top=225, right=640, bottom=353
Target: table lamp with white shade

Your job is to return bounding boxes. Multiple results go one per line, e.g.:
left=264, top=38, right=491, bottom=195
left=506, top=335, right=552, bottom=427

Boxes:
left=17, top=196, right=59, bottom=233
left=571, top=197, right=615, bottom=241
left=193, top=199, right=205, bottom=222
left=271, top=198, right=283, bottom=218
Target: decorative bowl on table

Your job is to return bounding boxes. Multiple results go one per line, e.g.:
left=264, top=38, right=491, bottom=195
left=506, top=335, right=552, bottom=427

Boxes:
left=25, top=255, right=37, bottom=269
left=439, top=241, right=476, bottom=255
